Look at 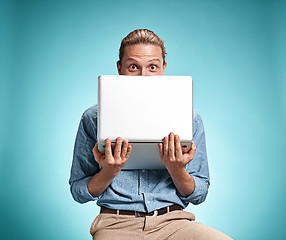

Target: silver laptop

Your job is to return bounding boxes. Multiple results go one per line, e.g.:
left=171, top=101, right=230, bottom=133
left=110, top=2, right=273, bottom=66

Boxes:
left=97, top=75, right=193, bottom=169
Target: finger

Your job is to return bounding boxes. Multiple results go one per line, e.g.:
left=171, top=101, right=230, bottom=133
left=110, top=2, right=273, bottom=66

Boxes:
left=105, top=138, right=113, bottom=158
left=125, top=144, right=132, bottom=160
left=121, top=140, right=128, bottom=157
left=158, top=143, right=163, bottom=159
left=168, top=132, right=175, bottom=158
left=182, top=145, right=189, bottom=154
left=187, top=141, right=196, bottom=160
left=163, top=136, right=168, bottom=156
left=114, top=137, right=122, bottom=160
left=92, top=143, right=102, bottom=163
left=174, top=135, right=183, bottom=158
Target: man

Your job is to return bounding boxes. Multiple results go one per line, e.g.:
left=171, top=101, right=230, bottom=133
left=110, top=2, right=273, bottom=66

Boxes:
left=69, top=29, right=232, bottom=239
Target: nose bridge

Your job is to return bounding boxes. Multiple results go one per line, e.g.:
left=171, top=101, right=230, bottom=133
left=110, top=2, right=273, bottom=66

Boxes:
left=141, top=67, right=147, bottom=76
left=141, top=67, right=153, bottom=76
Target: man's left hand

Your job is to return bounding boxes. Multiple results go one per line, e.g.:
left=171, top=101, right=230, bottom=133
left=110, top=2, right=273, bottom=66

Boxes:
left=158, top=132, right=196, bottom=174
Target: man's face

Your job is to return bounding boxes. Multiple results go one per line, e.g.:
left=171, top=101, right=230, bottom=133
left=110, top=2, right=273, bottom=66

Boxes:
left=117, top=44, right=167, bottom=76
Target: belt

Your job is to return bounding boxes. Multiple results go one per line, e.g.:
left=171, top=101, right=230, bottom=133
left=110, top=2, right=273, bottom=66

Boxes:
left=100, top=204, right=183, bottom=217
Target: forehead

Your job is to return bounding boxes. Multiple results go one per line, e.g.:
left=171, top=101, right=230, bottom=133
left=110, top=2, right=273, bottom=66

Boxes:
left=123, top=44, right=163, bottom=61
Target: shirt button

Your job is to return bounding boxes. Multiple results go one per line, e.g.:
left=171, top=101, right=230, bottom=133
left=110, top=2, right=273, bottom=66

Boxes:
left=147, top=201, right=150, bottom=204
left=142, top=169, right=145, bottom=172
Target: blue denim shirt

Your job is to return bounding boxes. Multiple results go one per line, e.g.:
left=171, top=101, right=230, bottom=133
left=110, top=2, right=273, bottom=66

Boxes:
left=69, top=105, right=210, bottom=213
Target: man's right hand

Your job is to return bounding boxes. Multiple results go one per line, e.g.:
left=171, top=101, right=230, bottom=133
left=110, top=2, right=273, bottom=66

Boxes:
left=92, top=137, right=132, bottom=178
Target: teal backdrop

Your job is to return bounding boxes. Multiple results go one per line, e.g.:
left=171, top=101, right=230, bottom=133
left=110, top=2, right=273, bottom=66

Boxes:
left=1, top=0, right=285, bottom=239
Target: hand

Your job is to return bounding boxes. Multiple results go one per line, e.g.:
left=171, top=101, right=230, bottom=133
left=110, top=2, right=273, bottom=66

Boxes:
left=92, top=137, right=132, bottom=178
left=158, top=132, right=196, bottom=174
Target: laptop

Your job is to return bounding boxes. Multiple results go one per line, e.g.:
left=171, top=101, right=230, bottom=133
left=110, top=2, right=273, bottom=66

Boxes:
left=97, top=75, right=193, bottom=169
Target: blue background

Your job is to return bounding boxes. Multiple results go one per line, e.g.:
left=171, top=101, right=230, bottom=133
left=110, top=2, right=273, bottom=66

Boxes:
left=1, top=0, right=285, bottom=239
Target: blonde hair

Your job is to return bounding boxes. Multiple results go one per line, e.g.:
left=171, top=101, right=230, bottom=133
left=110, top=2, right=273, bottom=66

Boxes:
left=118, top=29, right=166, bottom=65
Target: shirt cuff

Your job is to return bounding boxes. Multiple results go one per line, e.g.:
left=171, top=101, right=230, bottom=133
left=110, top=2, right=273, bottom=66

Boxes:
left=178, top=175, right=203, bottom=205
left=73, top=176, right=103, bottom=203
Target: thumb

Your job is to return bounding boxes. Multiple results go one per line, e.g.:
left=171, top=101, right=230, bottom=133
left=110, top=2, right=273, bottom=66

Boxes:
left=92, top=143, right=102, bottom=164
left=188, top=141, right=196, bottom=159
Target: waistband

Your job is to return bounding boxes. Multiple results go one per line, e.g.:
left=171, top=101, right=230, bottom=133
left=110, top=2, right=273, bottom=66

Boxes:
left=100, top=204, right=183, bottom=217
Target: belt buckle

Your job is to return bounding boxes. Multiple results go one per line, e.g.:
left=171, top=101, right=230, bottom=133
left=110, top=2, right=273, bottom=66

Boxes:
left=135, top=210, right=158, bottom=217
left=152, top=210, right=158, bottom=216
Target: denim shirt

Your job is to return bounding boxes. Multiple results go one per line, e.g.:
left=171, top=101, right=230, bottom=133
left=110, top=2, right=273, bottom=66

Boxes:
left=69, top=105, right=210, bottom=213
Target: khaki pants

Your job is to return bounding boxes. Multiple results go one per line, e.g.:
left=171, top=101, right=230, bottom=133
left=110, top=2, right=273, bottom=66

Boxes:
left=90, top=210, right=233, bottom=240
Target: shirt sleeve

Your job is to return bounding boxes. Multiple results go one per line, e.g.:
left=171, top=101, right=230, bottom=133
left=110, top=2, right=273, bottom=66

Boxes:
left=69, top=105, right=102, bottom=204
left=178, top=111, right=210, bottom=205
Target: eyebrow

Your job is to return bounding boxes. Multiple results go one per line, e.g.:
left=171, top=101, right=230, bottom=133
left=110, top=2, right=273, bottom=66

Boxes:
left=125, top=58, right=161, bottom=63
left=148, top=58, right=161, bottom=62
left=126, top=58, right=138, bottom=62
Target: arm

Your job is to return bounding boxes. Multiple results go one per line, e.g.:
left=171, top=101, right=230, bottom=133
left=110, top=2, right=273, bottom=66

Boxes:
left=168, top=163, right=196, bottom=197
left=69, top=107, right=100, bottom=203
left=69, top=106, right=132, bottom=203
left=159, top=133, right=196, bottom=197
left=158, top=112, right=210, bottom=205
left=88, top=138, right=132, bottom=197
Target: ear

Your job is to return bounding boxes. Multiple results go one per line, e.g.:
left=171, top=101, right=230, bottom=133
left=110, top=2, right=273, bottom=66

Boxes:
left=117, top=61, right=122, bottom=75
left=162, top=61, right=167, bottom=75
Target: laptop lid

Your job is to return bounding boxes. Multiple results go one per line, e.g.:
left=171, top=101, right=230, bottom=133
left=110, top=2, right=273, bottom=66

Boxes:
left=97, top=75, right=193, bottom=169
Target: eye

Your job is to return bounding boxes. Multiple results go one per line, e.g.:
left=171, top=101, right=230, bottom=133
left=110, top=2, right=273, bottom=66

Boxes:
left=129, top=64, right=138, bottom=71
left=149, top=65, right=157, bottom=71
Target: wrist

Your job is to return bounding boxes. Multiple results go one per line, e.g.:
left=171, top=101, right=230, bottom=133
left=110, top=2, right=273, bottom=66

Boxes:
left=167, top=166, right=187, bottom=178
left=100, top=167, right=119, bottom=180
